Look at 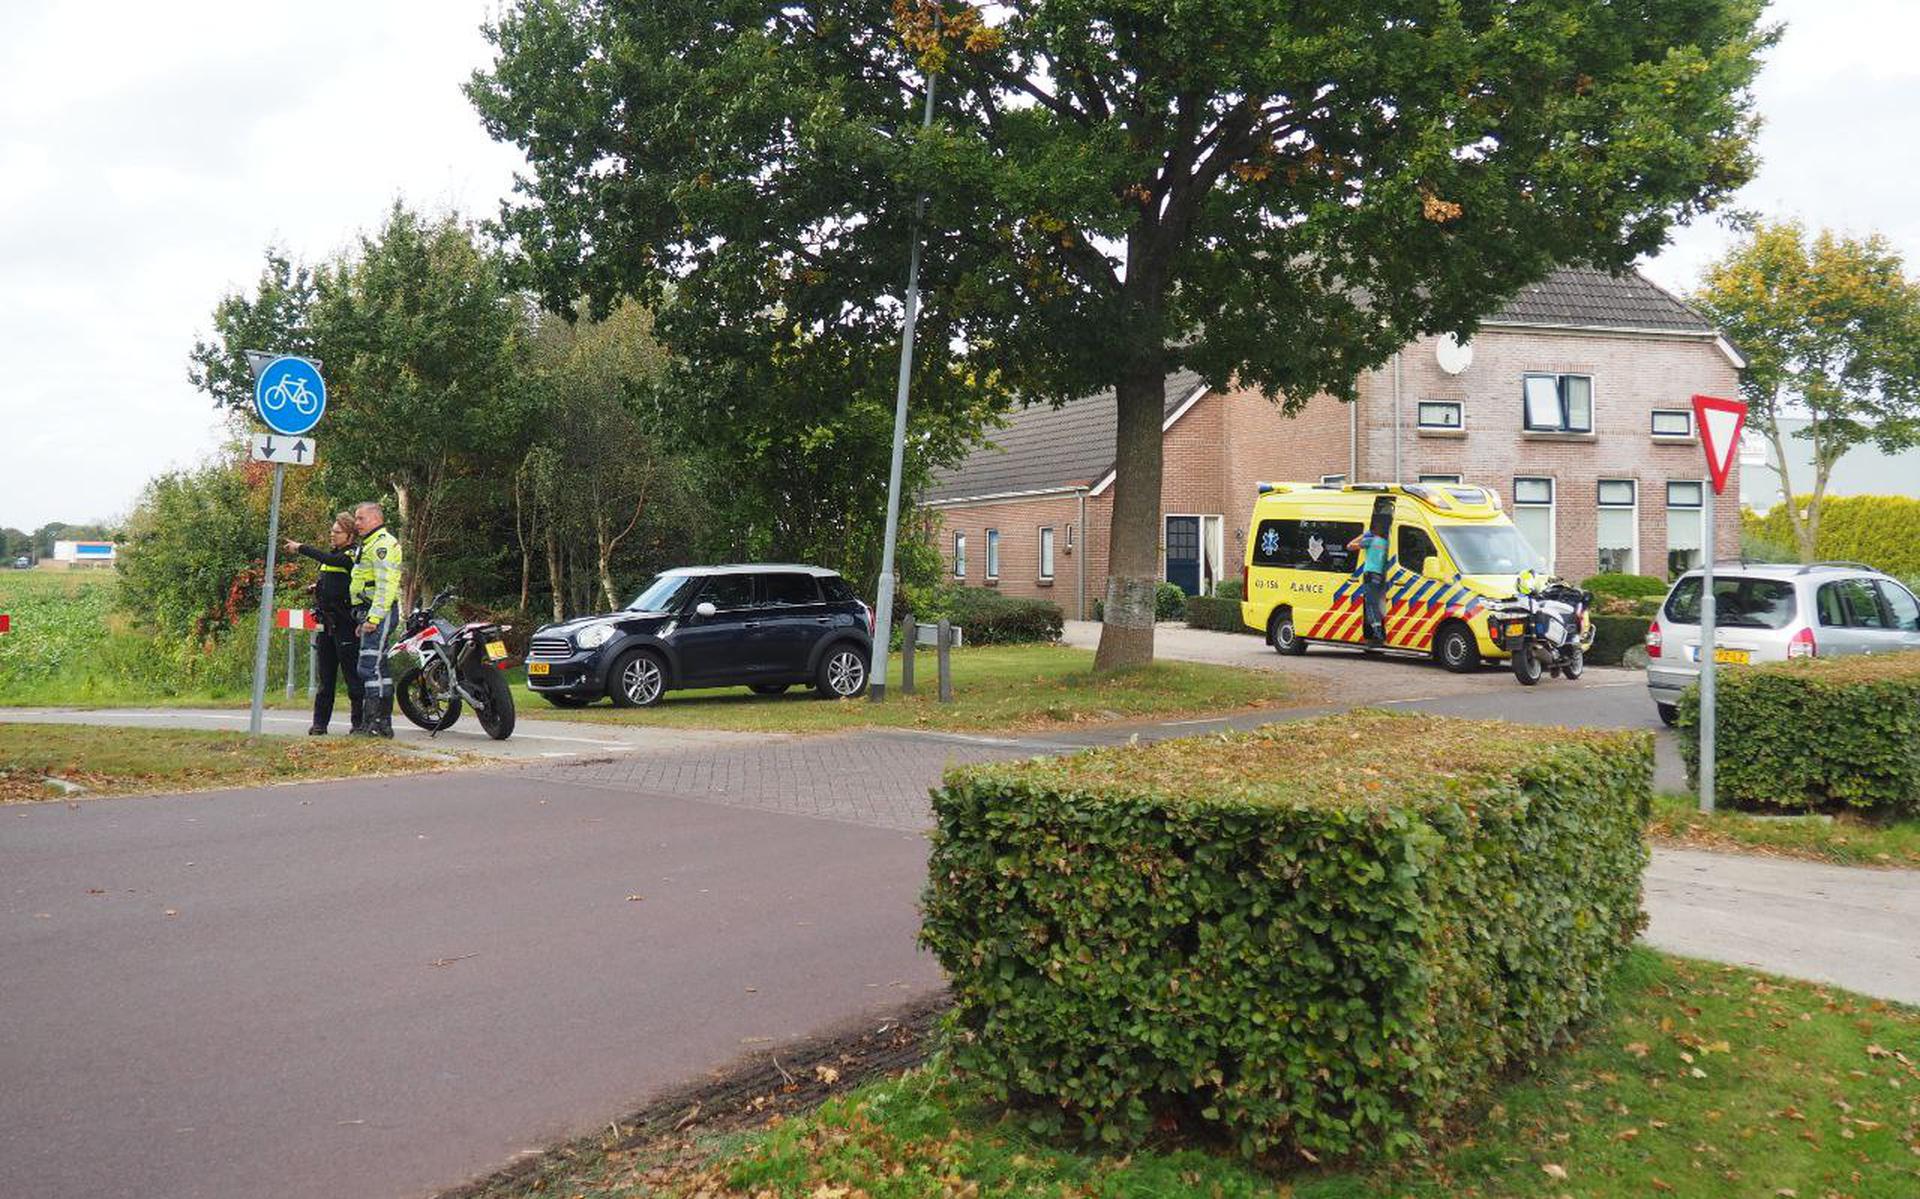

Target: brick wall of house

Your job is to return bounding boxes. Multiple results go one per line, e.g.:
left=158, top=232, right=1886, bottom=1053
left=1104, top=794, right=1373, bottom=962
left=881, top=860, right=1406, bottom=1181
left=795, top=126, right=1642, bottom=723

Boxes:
left=1355, top=329, right=1743, bottom=579
left=927, top=491, right=1097, bottom=617
left=1221, top=385, right=1351, bottom=561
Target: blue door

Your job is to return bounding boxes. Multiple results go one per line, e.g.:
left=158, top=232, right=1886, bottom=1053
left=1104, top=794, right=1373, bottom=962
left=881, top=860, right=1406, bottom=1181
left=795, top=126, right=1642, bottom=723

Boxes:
left=1165, top=516, right=1201, bottom=596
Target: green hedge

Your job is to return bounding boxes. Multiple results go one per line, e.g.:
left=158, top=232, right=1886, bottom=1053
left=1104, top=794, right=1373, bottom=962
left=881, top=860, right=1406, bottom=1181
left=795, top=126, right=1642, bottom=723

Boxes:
left=912, top=587, right=1062, bottom=645
left=1184, top=595, right=1255, bottom=634
left=1154, top=581, right=1188, bottom=620
left=1744, top=494, right=1920, bottom=579
left=1678, top=652, right=1920, bottom=815
left=922, top=711, right=1652, bottom=1160
left=1581, top=572, right=1669, bottom=599
left=1587, top=613, right=1648, bottom=666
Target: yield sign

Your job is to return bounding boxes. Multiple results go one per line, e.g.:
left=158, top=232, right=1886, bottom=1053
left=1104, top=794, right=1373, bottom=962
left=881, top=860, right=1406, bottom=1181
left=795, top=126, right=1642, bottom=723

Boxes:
left=1692, top=393, right=1748, bottom=495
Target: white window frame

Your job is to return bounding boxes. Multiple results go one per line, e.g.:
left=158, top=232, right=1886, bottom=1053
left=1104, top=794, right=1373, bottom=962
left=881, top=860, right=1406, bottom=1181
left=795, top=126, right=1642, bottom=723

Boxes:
left=953, top=532, right=967, bottom=580
left=1665, top=478, right=1705, bottom=575
left=1596, top=478, right=1639, bottom=575
left=1037, top=526, right=1055, bottom=581
left=984, top=528, right=1000, bottom=580
left=1319, top=473, right=1346, bottom=486
left=1650, top=408, right=1694, bottom=438
left=1522, top=372, right=1595, bottom=433
left=1512, top=476, right=1556, bottom=574
left=1417, top=474, right=1462, bottom=485
left=1417, top=400, right=1464, bottom=430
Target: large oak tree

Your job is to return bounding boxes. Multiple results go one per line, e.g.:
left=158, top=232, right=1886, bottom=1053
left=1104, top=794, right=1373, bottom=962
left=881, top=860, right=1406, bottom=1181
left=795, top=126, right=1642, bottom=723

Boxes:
left=471, top=0, right=1771, bottom=669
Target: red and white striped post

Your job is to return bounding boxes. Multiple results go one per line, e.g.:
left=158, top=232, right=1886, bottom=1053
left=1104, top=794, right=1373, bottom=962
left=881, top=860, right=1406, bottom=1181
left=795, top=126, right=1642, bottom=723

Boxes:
left=276, top=610, right=315, bottom=701
left=0, top=613, right=11, bottom=634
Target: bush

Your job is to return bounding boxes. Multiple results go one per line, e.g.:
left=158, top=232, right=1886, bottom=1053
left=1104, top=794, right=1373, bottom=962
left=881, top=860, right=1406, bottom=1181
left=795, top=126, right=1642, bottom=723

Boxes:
left=1587, top=613, right=1649, bottom=666
left=1743, top=494, right=1920, bottom=578
left=1154, top=581, right=1187, bottom=620
left=1213, top=579, right=1244, bottom=602
left=922, top=711, right=1652, bottom=1160
left=1184, top=595, right=1254, bottom=634
left=1678, top=651, right=1920, bottom=815
left=1581, top=572, right=1669, bottom=600
left=908, top=586, right=1062, bottom=645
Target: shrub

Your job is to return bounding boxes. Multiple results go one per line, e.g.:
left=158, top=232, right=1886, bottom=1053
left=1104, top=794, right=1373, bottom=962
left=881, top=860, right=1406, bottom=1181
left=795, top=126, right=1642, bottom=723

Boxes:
left=1743, top=494, right=1920, bottom=579
left=1587, top=613, right=1649, bottom=666
left=922, top=711, right=1652, bottom=1160
left=1213, top=579, right=1245, bottom=602
left=1153, top=581, right=1188, bottom=620
left=1183, top=595, right=1253, bottom=634
left=909, top=586, right=1062, bottom=645
left=1678, top=651, right=1920, bottom=815
left=1581, top=572, right=1669, bottom=600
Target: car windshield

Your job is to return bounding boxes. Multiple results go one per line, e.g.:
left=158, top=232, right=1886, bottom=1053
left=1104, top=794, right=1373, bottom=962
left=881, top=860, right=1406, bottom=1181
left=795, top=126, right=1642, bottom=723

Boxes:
left=1434, top=524, right=1544, bottom=575
left=626, top=573, right=697, bottom=613
left=1663, top=577, right=1796, bottom=629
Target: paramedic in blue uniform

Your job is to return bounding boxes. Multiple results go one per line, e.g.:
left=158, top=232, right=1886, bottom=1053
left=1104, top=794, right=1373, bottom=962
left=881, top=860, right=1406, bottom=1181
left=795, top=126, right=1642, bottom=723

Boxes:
left=1346, top=526, right=1391, bottom=647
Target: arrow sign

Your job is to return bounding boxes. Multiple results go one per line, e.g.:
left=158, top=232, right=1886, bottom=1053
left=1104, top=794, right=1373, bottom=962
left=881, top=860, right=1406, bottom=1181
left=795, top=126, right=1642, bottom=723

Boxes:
left=250, top=432, right=318, bottom=467
left=1691, top=393, right=1748, bottom=495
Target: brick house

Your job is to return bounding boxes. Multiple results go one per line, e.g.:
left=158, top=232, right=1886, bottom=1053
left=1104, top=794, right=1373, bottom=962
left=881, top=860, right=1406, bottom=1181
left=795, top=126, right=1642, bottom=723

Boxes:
left=924, top=267, right=1744, bottom=619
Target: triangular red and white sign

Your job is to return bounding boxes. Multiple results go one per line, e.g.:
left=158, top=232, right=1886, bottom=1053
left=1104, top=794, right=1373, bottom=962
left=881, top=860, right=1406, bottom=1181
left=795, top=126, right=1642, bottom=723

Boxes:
left=1691, top=393, right=1747, bottom=495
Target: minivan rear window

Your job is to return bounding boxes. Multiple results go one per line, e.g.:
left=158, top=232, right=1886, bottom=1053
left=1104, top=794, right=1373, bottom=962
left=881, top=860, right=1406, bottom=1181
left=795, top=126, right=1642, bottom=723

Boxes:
left=1663, top=577, right=1796, bottom=629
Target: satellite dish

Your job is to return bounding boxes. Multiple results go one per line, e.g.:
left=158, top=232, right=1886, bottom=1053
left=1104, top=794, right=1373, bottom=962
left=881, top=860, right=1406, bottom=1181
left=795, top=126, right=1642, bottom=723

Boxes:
left=1435, top=333, right=1474, bottom=375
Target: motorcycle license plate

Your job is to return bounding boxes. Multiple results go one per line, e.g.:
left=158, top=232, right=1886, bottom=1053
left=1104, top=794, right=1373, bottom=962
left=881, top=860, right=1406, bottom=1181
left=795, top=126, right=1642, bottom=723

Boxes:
left=1713, top=648, right=1750, bottom=665
left=527, top=662, right=550, bottom=676
left=485, top=639, right=508, bottom=661
left=1505, top=621, right=1528, bottom=638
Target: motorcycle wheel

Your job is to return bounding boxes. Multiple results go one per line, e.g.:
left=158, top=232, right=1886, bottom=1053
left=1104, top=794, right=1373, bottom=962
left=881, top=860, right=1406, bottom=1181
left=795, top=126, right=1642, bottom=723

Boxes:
left=473, top=667, right=517, bottom=740
left=1562, top=647, right=1585, bottom=680
left=1512, top=644, right=1544, bottom=686
left=396, top=663, right=463, bottom=730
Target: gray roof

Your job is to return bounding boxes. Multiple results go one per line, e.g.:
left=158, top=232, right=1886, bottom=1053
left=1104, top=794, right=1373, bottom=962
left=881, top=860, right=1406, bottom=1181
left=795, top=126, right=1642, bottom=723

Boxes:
left=927, top=269, right=1718, bottom=503
left=925, top=369, right=1205, bottom=503
left=1486, top=266, right=1716, bottom=334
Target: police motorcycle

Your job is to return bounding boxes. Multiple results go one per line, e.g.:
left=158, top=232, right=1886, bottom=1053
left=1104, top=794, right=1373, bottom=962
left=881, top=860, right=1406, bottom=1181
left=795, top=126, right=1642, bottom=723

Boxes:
left=1485, top=570, right=1595, bottom=686
left=390, top=588, right=518, bottom=740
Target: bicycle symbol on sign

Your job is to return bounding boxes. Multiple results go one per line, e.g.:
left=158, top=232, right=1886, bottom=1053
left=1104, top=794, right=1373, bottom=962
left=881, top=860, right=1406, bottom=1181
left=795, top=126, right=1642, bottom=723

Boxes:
left=262, top=374, right=321, bottom=416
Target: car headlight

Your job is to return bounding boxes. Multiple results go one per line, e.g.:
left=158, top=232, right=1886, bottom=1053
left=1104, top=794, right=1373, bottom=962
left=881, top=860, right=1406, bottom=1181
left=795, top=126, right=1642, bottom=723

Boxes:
left=576, top=623, right=616, bottom=649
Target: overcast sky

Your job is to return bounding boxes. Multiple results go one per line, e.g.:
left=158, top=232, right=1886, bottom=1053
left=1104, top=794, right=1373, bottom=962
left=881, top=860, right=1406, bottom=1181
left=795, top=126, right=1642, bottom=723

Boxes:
left=2, top=0, right=1913, bottom=533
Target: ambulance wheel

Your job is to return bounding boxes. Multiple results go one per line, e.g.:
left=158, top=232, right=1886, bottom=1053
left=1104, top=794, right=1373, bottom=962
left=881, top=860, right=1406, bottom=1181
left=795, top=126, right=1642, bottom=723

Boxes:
left=1434, top=622, right=1480, bottom=673
left=1270, top=611, right=1307, bottom=656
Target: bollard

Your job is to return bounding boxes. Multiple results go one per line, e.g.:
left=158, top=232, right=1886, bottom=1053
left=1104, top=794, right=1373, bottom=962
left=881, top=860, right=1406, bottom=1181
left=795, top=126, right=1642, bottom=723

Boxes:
left=936, top=617, right=953, bottom=704
left=308, top=628, right=318, bottom=698
left=900, top=614, right=916, bottom=696
left=285, top=624, right=296, bottom=701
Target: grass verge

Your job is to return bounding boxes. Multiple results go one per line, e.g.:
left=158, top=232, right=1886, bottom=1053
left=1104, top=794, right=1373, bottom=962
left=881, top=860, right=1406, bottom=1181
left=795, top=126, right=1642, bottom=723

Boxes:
left=523, top=644, right=1312, bottom=734
left=456, top=950, right=1920, bottom=1199
left=0, top=723, right=448, bottom=803
left=1649, top=791, right=1920, bottom=869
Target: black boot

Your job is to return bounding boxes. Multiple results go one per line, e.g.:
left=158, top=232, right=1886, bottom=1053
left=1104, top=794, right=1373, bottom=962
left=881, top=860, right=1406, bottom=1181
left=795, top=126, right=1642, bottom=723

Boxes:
left=308, top=724, right=327, bottom=736
left=348, top=694, right=367, bottom=736
left=371, top=693, right=395, bottom=739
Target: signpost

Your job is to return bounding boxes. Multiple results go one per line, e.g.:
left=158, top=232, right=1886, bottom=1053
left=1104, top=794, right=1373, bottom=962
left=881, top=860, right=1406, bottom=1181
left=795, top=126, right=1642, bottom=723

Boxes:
left=1691, top=393, right=1748, bottom=815
left=247, top=353, right=326, bottom=736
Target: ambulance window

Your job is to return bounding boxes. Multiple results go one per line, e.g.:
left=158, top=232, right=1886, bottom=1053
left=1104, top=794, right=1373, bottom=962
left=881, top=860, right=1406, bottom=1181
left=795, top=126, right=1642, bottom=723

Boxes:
left=1398, top=525, right=1438, bottom=574
left=1253, top=519, right=1363, bottom=571
left=1252, top=520, right=1290, bottom=567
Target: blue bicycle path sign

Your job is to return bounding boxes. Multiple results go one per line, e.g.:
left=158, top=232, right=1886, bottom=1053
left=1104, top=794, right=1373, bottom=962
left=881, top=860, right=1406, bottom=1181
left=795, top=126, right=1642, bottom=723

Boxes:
left=253, top=356, right=327, bottom=437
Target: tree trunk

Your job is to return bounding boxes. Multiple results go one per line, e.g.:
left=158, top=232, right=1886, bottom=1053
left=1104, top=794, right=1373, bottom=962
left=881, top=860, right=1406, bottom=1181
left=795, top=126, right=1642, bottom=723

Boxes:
left=594, top=512, right=620, bottom=613
left=1093, top=360, right=1168, bottom=673
left=544, top=525, right=565, bottom=623
left=512, top=467, right=533, bottom=611
left=391, top=479, right=425, bottom=609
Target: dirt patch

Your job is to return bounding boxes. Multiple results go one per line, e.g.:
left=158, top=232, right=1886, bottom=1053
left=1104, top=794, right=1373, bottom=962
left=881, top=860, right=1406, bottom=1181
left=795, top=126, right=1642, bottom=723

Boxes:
left=434, top=991, right=950, bottom=1199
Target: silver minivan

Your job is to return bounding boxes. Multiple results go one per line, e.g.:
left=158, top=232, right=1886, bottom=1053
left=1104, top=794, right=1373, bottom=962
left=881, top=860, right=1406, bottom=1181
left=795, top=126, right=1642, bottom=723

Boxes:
left=1646, top=562, right=1920, bottom=725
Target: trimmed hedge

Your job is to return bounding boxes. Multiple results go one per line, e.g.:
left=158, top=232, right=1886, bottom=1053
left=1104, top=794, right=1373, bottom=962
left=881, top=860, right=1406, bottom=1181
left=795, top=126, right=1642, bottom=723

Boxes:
left=1154, top=581, right=1188, bottom=620
left=1582, top=572, right=1669, bottom=599
left=1184, top=595, right=1255, bottom=634
left=906, top=586, right=1063, bottom=645
left=1744, top=494, right=1920, bottom=579
left=1587, top=613, right=1648, bottom=666
left=922, top=711, right=1652, bottom=1160
left=1678, top=651, right=1920, bottom=815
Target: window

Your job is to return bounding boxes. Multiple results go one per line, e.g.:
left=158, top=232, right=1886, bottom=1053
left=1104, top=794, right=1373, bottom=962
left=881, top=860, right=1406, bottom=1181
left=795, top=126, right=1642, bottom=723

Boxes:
left=699, top=573, right=754, bottom=610
left=1417, top=474, right=1462, bottom=485
left=1651, top=409, right=1694, bottom=438
left=1398, top=524, right=1440, bottom=575
left=1038, top=527, right=1055, bottom=580
left=1319, top=474, right=1346, bottom=486
left=1435, top=525, right=1543, bottom=575
left=627, top=573, right=700, bottom=613
left=1418, top=400, right=1463, bottom=430
left=985, top=529, right=1000, bottom=580
left=1877, top=580, right=1920, bottom=631
left=756, top=572, right=820, bottom=607
left=1596, top=479, right=1637, bottom=575
left=953, top=533, right=967, bottom=579
left=1523, top=373, right=1594, bottom=432
left=818, top=575, right=857, bottom=604
left=1665, top=480, right=1705, bottom=577
left=1665, top=577, right=1796, bottom=629
left=1830, top=578, right=1891, bottom=629
left=1250, top=518, right=1364, bottom=572
left=1512, top=477, right=1555, bottom=573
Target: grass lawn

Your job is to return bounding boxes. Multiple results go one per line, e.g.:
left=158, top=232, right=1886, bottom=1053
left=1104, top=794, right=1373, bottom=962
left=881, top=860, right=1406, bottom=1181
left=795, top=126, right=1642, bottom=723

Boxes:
left=470, top=951, right=1920, bottom=1199
left=523, top=643, right=1313, bottom=734
left=1649, top=792, right=1920, bottom=869
left=0, top=723, right=447, bottom=803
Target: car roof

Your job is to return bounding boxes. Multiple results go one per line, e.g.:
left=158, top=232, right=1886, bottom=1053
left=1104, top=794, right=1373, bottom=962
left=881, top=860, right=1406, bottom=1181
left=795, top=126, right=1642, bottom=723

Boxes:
left=1674, top=561, right=1892, bottom=583
left=659, top=563, right=841, bottom=577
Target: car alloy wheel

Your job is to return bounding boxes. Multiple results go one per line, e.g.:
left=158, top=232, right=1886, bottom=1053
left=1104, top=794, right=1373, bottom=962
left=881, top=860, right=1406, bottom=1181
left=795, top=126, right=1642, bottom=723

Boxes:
left=823, top=648, right=866, bottom=697
left=620, top=654, right=664, bottom=706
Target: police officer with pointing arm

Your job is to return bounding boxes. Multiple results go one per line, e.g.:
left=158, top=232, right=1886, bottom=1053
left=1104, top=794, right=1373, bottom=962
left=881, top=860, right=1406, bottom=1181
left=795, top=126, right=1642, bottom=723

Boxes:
left=283, top=512, right=364, bottom=735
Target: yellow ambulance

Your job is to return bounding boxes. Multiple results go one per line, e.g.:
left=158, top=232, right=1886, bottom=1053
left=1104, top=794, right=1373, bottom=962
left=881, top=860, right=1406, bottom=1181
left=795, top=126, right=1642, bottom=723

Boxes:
left=1239, top=482, right=1544, bottom=670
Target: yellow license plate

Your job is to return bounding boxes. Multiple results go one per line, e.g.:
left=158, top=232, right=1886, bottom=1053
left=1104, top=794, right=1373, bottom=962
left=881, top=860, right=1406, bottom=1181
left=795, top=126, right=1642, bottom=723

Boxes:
left=486, top=640, right=508, bottom=660
left=527, top=661, right=550, bottom=676
left=1713, top=648, right=1750, bottom=665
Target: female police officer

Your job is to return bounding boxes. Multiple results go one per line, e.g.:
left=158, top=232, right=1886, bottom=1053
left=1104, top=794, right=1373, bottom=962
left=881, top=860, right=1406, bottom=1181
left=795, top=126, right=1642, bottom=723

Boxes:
left=283, top=513, right=365, bottom=735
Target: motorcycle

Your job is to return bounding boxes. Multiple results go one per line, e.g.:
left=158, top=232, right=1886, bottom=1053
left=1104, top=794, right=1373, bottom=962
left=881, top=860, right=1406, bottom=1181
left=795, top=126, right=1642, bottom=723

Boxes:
left=1486, top=580, right=1595, bottom=686
left=390, top=588, right=518, bottom=740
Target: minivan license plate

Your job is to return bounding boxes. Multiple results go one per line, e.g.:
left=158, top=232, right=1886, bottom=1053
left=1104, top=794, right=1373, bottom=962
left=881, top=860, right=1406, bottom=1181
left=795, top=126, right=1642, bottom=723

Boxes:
left=527, top=662, right=550, bottom=676
left=1713, top=648, right=1749, bottom=665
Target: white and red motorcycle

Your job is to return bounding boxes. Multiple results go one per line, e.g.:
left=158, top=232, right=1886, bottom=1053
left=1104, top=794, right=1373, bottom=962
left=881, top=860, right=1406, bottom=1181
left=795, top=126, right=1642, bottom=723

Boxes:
left=390, top=588, right=518, bottom=740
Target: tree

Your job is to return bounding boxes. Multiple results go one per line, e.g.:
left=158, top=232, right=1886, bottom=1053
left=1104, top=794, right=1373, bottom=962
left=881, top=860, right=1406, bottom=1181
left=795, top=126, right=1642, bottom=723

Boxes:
left=188, top=250, right=320, bottom=411
left=1692, top=221, right=1920, bottom=560
left=471, top=0, right=1772, bottom=669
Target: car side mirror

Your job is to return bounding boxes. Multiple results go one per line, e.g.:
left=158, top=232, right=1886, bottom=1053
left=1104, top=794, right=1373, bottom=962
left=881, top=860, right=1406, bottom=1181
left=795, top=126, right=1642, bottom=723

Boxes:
left=695, top=602, right=717, bottom=618
left=1421, top=555, right=1445, bottom=579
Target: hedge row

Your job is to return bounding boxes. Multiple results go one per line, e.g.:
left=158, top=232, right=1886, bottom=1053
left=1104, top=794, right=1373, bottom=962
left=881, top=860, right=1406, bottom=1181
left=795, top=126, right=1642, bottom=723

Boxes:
left=1586, top=613, right=1648, bottom=666
left=1184, top=595, right=1255, bottom=634
left=1678, top=651, right=1920, bottom=815
left=1581, top=572, right=1669, bottom=599
left=904, top=586, right=1062, bottom=646
left=1743, top=494, right=1920, bottom=579
left=922, top=711, right=1652, bottom=1160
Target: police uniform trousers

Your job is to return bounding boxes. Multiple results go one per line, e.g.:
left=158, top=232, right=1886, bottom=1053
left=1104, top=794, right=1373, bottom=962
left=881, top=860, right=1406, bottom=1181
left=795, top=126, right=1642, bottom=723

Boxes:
left=357, top=606, right=400, bottom=701
left=312, top=615, right=365, bottom=730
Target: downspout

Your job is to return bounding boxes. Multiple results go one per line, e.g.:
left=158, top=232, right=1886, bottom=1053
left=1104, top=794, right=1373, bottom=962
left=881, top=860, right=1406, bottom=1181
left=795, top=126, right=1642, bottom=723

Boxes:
left=1391, top=352, right=1403, bottom=485
left=1076, top=486, right=1088, bottom=621
left=1348, top=386, right=1359, bottom=481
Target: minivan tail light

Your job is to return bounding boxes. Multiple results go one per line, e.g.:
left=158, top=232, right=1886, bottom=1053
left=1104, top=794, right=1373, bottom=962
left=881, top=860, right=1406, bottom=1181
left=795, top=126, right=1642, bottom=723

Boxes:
left=862, top=601, right=875, bottom=636
left=1788, top=625, right=1816, bottom=659
left=1646, top=620, right=1662, bottom=658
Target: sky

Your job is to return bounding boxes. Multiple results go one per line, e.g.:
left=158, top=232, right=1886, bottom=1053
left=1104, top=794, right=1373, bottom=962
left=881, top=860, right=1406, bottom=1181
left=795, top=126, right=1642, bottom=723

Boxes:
left=2, top=0, right=1915, bottom=534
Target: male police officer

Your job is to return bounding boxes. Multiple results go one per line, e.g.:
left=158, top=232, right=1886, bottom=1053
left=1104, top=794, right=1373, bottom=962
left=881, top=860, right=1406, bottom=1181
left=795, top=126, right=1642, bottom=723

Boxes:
left=349, top=501, right=404, bottom=738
